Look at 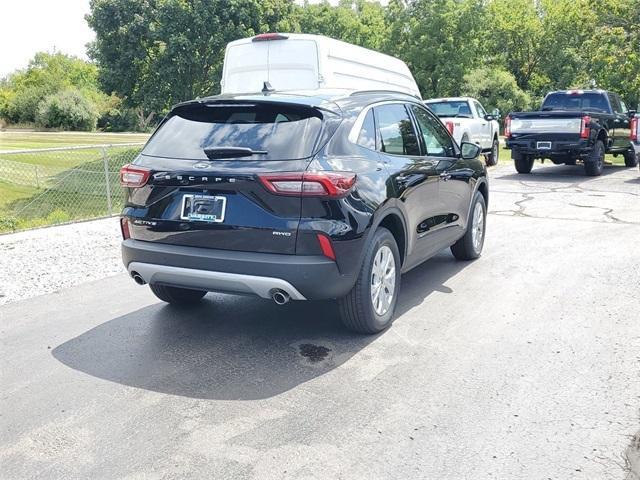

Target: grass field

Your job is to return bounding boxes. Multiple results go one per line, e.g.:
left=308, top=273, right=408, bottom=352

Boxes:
left=0, top=131, right=150, bottom=151
left=0, top=131, right=147, bottom=232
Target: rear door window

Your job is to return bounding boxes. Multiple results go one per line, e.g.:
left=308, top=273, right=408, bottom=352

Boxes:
left=142, top=103, right=326, bottom=160
left=374, top=104, right=420, bottom=156
left=608, top=93, right=626, bottom=114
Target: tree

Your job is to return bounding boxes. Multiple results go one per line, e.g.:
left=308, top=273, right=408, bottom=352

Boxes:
left=294, top=1, right=388, bottom=51
left=586, top=0, right=640, bottom=108
left=35, top=89, right=98, bottom=131
left=462, top=67, right=531, bottom=115
left=485, top=0, right=596, bottom=96
left=386, top=0, right=486, bottom=98
left=87, top=0, right=297, bottom=118
left=1, top=52, right=104, bottom=124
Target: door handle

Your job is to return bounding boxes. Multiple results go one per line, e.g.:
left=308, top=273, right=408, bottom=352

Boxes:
left=440, top=172, right=452, bottom=181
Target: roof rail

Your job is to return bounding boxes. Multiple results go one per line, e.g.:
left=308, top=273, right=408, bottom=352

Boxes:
left=350, top=89, right=422, bottom=100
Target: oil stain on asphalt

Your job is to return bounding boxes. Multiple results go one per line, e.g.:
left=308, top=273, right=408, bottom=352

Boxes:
left=298, top=343, right=332, bottom=363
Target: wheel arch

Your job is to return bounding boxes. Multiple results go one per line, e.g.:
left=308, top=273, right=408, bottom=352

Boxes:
left=476, top=179, right=489, bottom=208
left=377, top=212, right=407, bottom=266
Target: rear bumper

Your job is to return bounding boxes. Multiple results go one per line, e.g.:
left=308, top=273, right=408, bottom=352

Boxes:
left=121, top=239, right=356, bottom=300
left=506, top=138, right=591, bottom=156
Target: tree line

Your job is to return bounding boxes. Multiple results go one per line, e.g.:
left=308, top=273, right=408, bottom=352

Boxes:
left=1, top=0, right=638, bottom=131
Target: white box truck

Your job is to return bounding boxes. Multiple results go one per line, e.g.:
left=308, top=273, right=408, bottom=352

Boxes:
left=221, top=33, right=421, bottom=98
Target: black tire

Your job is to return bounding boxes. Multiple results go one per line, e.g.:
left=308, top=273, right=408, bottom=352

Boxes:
left=149, top=284, right=207, bottom=305
left=451, top=192, right=486, bottom=261
left=624, top=148, right=639, bottom=167
left=338, top=227, right=401, bottom=334
left=584, top=140, right=605, bottom=176
left=485, top=137, right=499, bottom=166
left=513, top=151, right=534, bottom=174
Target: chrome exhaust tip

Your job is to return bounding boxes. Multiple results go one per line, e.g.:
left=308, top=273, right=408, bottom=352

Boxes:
left=271, top=289, right=290, bottom=305
left=131, top=271, right=146, bottom=285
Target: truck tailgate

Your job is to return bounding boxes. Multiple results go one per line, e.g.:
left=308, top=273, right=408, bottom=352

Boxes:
left=511, top=117, right=582, bottom=135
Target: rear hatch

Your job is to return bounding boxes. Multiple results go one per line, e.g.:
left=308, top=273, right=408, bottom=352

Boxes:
left=123, top=100, right=340, bottom=254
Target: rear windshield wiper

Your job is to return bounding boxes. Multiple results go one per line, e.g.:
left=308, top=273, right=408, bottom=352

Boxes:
left=203, top=147, right=268, bottom=159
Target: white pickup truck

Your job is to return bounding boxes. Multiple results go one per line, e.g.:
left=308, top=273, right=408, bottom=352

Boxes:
left=424, top=97, right=501, bottom=166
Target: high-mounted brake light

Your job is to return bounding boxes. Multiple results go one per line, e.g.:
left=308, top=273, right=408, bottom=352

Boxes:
left=504, top=115, right=512, bottom=138
left=631, top=117, right=638, bottom=142
left=252, top=33, right=289, bottom=42
left=580, top=115, right=591, bottom=139
left=258, top=172, right=356, bottom=197
left=445, top=121, right=454, bottom=135
left=316, top=233, right=336, bottom=261
left=120, top=164, right=151, bottom=187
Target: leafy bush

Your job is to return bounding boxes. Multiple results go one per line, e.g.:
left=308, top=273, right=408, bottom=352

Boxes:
left=97, top=107, right=137, bottom=132
left=462, top=67, right=532, bottom=117
left=35, top=89, right=98, bottom=131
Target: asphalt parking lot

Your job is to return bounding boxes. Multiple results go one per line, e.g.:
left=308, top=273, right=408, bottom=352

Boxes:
left=1, top=163, right=639, bottom=479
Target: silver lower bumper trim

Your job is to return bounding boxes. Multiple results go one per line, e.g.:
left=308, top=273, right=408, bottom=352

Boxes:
left=127, top=262, right=307, bottom=300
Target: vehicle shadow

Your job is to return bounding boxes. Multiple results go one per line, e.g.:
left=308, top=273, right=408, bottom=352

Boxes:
left=52, top=252, right=467, bottom=400
left=494, top=163, right=629, bottom=183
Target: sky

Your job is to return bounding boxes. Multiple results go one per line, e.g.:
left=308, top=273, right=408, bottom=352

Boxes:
left=0, top=0, right=95, bottom=77
left=0, top=0, right=385, bottom=79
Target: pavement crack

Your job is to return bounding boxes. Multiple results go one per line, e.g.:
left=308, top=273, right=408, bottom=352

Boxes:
left=567, top=203, right=636, bottom=224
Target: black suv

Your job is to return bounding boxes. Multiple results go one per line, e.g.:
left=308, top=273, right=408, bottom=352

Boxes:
left=120, top=90, right=489, bottom=333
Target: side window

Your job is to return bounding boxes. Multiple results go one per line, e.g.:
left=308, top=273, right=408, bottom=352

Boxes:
left=619, top=99, right=628, bottom=113
left=608, top=94, right=622, bottom=114
left=474, top=101, right=487, bottom=117
left=410, top=105, right=456, bottom=157
left=356, top=110, right=376, bottom=150
left=374, top=104, right=420, bottom=156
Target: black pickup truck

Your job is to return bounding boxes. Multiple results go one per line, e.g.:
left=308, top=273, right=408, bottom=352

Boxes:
left=505, top=90, right=639, bottom=176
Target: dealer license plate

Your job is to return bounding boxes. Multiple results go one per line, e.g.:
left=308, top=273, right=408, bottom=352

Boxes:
left=180, top=194, right=226, bottom=223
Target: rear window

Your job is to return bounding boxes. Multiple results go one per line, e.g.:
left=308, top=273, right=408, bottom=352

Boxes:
left=541, top=93, right=610, bottom=113
left=142, top=103, right=325, bottom=160
left=425, top=101, right=473, bottom=118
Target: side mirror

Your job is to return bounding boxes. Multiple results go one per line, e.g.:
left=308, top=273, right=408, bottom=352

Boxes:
left=460, top=142, right=481, bottom=160
left=484, top=114, right=494, bottom=122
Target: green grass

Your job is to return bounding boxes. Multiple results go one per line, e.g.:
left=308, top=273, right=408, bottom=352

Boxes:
left=0, top=130, right=149, bottom=151
left=0, top=146, right=141, bottom=233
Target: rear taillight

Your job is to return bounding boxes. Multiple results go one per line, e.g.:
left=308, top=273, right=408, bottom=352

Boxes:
left=445, top=121, right=454, bottom=135
left=504, top=116, right=512, bottom=138
left=316, top=233, right=336, bottom=261
left=580, top=115, right=591, bottom=139
left=120, top=217, right=131, bottom=240
left=631, top=117, right=638, bottom=142
left=257, top=172, right=356, bottom=197
left=120, top=164, right=151, bottom=187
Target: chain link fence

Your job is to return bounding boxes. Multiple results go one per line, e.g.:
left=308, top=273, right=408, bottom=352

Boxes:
left=0, top=143, right=144, bottom=233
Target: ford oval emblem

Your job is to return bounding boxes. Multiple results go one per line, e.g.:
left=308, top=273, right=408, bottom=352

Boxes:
left=193, top=162, right=212, bottom=169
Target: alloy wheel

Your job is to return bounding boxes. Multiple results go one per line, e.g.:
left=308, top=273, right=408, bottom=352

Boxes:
left=370, top=245, right=396, bottom=316
left=471, top=201, right=485, bottom=252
